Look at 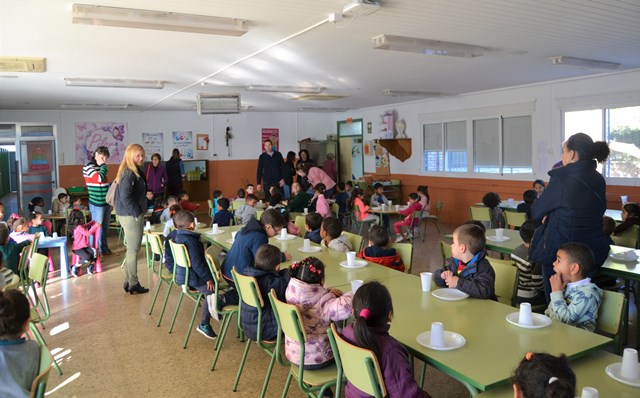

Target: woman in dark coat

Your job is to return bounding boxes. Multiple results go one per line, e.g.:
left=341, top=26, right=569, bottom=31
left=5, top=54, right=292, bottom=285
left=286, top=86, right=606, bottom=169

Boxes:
left=165, top=148, right=185, bottom=197
left=282, top=151, right=297, bottom=200
left=529, top=133, right=610, bottom=299
left=296, top=149, right=314, bottom=190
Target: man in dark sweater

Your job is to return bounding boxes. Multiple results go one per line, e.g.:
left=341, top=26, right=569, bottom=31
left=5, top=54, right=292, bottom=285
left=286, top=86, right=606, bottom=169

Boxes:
left=256, top=140, right=284, bottom=201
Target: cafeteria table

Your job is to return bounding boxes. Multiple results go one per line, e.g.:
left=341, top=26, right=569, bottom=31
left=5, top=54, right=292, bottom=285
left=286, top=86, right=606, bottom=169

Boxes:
left=444, top=228, right=524, bottom=255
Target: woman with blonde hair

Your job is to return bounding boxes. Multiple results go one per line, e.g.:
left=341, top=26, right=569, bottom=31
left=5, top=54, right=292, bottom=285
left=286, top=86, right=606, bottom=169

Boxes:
left=115, top=144, right=149, bottom=294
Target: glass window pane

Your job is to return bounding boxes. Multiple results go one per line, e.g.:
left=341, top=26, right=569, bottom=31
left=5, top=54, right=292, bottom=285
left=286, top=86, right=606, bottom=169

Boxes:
left=607, top=105, right=640, bottom=178
left=564, top=109, right=602, bottom=143
left=423, top=123, right=443, bottom=171
left=444, top=121, right=467, bottom=172
left=473, top=118, right=500, bottom=173
left=503, top=116, right=532, bottom=173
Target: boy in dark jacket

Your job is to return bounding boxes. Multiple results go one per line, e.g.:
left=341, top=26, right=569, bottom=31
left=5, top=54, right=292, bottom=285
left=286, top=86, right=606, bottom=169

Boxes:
left=241, top=244, right=291, bottom=341
left=434, top=224, right=497, bottom=300
left=358, top=225, right=404, bottom=272
left=212, top=198, right=233, bottom=227
left=164, top=210, right=217, bottom=340
left=303, top=212, right=323, bottom=244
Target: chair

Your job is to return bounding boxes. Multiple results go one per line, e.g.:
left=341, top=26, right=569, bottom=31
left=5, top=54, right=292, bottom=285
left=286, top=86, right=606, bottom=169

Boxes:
left=269, top=289, right=340, bottom=398
left=146, top=232, right=163, bottom=275
left=256, top=210, right=264, bottom=220
left=595, top=290, right=626, bottom=353
left=440, top=240, right=452, bottom=267
left=30, top=342, right=54, bottom=398
left=204, top=246, right=240, bottom=371
left=331, top=202, right=340, bottom=217
left=295, top=215, right=307, bottom=236
left=3, top=273, right=21, bottom=290
left=489, top=258, right=518, bottom=306
left=612, top=224, right=639, bottom=249
left=422, top=200, right=443, bottom=238
left=342, top=231, right=363, bottom=253
left=389, top=241, right=413, bottom=274
left=232, top=267, right=286, bottom=398
left=405, top=210, right=423, bottom=242
left=167, top=240, right=205, bottom=349
left=327, top=323, right=386, bottom=398
left=469, top=206, right=491, bottom=222
left=504, top=210, right=528, bottom=230
left=17, top=244, right=33, bottom=294
left=352, top=207, right=376, bottom=235
left=109, top=211, right=123, bottom=245
left=148, top=234, right=174, bottom=319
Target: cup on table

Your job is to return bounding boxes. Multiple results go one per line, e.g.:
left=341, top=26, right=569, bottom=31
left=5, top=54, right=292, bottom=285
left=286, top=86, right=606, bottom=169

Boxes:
left=429, top=322, right=445, bottom=348
left=395, top=204, right=400, bottom=211
left=346, top=251, right=356, bottom=268
left=303, top=239, right=311, bottom=251
left=508, top=198, right=515, bottom=204
left=518, top=302, right=534, bottom=326
left=52, top=232, right=58, bottom=239
left=231, top=231, right=238, bottom=241
left=48, top=209, right=52, bottom=214
left=495, top=228, right=504, bottom=240
left=145, top=221, right=151, bottom=230
left=350, top=279, right=363, bottom=293
left=620, top=348, right=640, bottom=379
left=388, top=200, right=393, bottom=207
left=212, top=223, right=219, bottom=234
left=303, top=208, right=308, bottom=215
left=420, top=272, right=433, bottom=292
left=194, top=217, right=199, bottom=227
left=580, top=387, right=599, bottom=398
left=621, top=195, right=629, bottom=204
left=280, top=228, right=288, bottom=239
left=259, top=200, right=263, bottom=206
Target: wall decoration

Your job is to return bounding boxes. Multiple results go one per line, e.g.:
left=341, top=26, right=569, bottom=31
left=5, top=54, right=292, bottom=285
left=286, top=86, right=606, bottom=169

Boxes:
left=367, top=121, right=372, bottom=134
left=364, top=141, right=371, bottom=156
left=172, top=131, right=193, bottom=159
left=261, top=128, right=279, bottom=151
left=75, top=122, right=127, bottom=164
left=196, top=134, right=209, bottom=150
left=374, top=141, right=390, bottom=175
left=141, top=132, right=164, bottom=161
left=26, top=141, right=53, bottom=172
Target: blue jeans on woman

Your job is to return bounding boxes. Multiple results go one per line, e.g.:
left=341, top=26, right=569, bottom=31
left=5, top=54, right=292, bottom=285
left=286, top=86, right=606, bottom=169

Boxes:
left=89, top=204, right=111, bottom=254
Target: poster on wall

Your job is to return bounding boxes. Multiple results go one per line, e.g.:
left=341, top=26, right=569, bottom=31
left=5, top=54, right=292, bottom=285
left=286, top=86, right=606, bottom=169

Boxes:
left=196, top=134, right=209, bottom=150
left=141, top=132, right=164, bottom=160
left=373, top=141, right=390, bottom=175
left=27, top=141, right=53, bottom=172
left=172, top=131, right=193, bottom=159
left=261, top=128, right=279, bottom=151
left=75, top=122, right=127, bottom=164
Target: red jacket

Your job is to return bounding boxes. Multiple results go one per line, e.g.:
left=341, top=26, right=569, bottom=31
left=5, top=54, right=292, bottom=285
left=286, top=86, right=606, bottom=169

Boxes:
left=358, top=245, right=405, bottom=272
left=179, top=199, right=199, bottom=212
left=399, top=202, right=423, bottom=227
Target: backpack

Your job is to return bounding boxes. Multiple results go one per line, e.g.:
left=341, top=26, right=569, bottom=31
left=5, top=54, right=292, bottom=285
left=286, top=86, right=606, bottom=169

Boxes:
left=67, top=209, right=86, bottom=237
left=106, top=181, right=118, bottom=207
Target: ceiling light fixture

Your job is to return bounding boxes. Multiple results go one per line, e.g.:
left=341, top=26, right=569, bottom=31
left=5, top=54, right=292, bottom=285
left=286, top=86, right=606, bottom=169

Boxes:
left=65, top=77, right=164, bottom=89
left=0, top=56, right=46, bottom=72
left=298, top=106, right=348, bottom=112
left=549, top=56, right=621, bottom=71
left=382, top=89, right=442, bottom=97
left=343, top=1, right=382, bottom=17
left=60, top=103, right=132, bottom=109
left=196, top=93, right=241, bottom=114
left=72, top=4, right=249, bottom=36
left=372, top=35, right=484, bottom=58
left=245, top=84, right=324, bottom=94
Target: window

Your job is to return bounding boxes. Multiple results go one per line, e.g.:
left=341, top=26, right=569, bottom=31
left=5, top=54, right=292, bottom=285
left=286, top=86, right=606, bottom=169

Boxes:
left=564, top=105, right=640, bottom=178
left=473, top=118, right=499, bottom=173
left=422, top=121, right=467, bottom=172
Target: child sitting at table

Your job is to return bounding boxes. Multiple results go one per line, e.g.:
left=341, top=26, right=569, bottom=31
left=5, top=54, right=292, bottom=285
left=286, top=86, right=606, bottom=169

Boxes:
left=341, top=281, right=431, bottom=398
left=235, top=194, right=258, bottom=225
left=279, top=208, right=300, bottom=237
left=516, top=189, right=537, bottom=220
left=532, top=179, right=545, bottom=197
left=163, top=204, right=182, bottom=237
left=178, top=191, right=200, bottom=213
left=70, top=219, right=100, bottom=277
left=212, top=198, right=233, bottom=227
left=8, top=217, right=34, bottom=244
left=27, top=196, right=45, bottom=214
left=512, top=352, right=576, bottom=398
left=602, top=216, right=616, bottom=245
left=285, top=256, right=353, bottom=369
left=304, top=213, right=323, bottom=244
left=245, top=183, right=255, bottom=196
left=0, top=289, right=41, bottom=398
left=358, top=225, right=405, bottom=272
left=320, top=217, right=353, bottom=252
left=544, top=242, right=603, bottom=332
left=288, top=182, right=311, bottom=213
left=349, top=187, right=379, bottom=225
left=482, top=192, right=505, bottom=229
left=0, top=224, right=31, bottom=274
left=417, top=185, right=431, bottom=215
left=370, top=183, right=389, bottom=206
left=345, top=181, right=353, bottom=198
left=434, top=224, right=497, bottom=300
left=333, top=182, right=349, bottom=215
left=27, top=212, right=48, bottom=237
left=235, top=188, right=246, bottom=200
left=313, top=183, right=331, bottom=218
left=614, top=202, right=640, bottom=235
left=160, top=196, right=178, bottom=223
left=52, top=192, right=70, bottom=214
left=150, top=197, right=165, bottom=224
left=394, top=193, right=423, bottom=242
left=211, top=190, right=223, bottom=217
left=145, top=190, right=155, bottom=211
left=511, top=219, right=545, bottom=305
left=267, top=192, right=286, bottom=211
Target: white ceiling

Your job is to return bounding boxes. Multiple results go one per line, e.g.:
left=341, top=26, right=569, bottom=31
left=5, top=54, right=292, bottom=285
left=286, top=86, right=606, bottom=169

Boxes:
left=1, top=0, right=639, bottom=112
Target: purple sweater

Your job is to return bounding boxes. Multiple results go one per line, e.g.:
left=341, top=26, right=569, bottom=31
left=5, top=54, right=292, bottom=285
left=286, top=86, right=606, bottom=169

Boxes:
left=341, top=324, right=431, bottom=398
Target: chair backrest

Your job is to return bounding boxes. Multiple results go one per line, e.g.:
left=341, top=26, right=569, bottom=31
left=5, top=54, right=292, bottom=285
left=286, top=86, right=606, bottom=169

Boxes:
left=3, top=274, right=21, bottom=291
left=232, top=267, right=264, bottom=309
left=256, top=210, right=264, bottom=220
left=327, top=323, right=386, bottom=398
left=342, top=231, right=363, bottom=253
left=30, top=344, right=53, bottom=398
left=596, top=290, right=625, bottom=337
left=410, top=211, right=422, bottom=227
left=389, top=242, right=413, bottom=273
left=29, top=233, right=41, bottom=259
left=207, top=199, right=214, bottom=216
left=204, top=245, right=224, bottom=283
left=434, top=200, right=443, bottom=216
left=295, top=215, right=307, bottom=236
left=440, top=240, right=452, bottom=267
left=612, top=224, right=639, bottom=249
left=269, top=289, right=307, bottom=345
left=489, top=258, right=518, bottom=306
left=168, top=240, right=192, bottom=292
left=28, top=252, right=49, bottom=285
left=147, top=232, right=164, bottom=257
left=18, top=244, right=33, bottom=279
left=331, top=202, right=340, bottom=217
left=469, top=206, right=491, bottom=222
left=504, top=211, right=528, bottom=229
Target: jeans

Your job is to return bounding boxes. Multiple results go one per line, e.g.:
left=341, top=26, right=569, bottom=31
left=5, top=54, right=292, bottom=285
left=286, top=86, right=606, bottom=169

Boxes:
left=283, top=184, right=291, bottom=200
left=119, top=215, right=144, bottom=286
left=89, top=204, right=111, bottom=253
left=194, top=285, right=214, bottom=324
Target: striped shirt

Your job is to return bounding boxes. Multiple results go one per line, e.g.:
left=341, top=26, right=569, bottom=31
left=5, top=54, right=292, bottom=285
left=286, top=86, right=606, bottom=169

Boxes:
left=511, top=244, right=543, bottom=299
left=83, top=161, right=109, bottom=207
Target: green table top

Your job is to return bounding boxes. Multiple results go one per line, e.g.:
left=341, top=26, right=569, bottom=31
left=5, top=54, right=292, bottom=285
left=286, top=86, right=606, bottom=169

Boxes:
left=444, top=228, right=523, bottom=255
left=380, top=274, right=611, bottom=393
left=600, top=245, right=640, bottom=281
left=476, top=350, right=638, bottom=398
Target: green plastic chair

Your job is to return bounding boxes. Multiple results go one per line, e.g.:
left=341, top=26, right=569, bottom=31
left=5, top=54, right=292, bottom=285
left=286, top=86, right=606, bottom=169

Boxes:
left=167, top=240, right=205, bottom=349
left=612, top=224, right=639, bottom=249
left=504, top=210, right=528, bottom=229
left=148, top=233, right=174, bottom=319
left=389, top=241, right=413, bottom=274
left=331, top=202, right=340, bottom=217
left=469, top=206, right=491, bottom=222
left=30, top=342, right=53, bottom=398
left=269, top=289, right=341, bottom=398
left=256, top=210, right=264, bottom=220
left=3, top=273, right=20, bottom=290
left=109, top=210, right=123, bottom=245
left=489, top=258, right=518, bottom=306
left=327, top=323, right=386, bottom=398
left=295, top=215, right=307, bottom=236
left=421, top=200, right=443, bottom=238
left=440, top=240, right=453, bottom=268
left=352, top=207, right=376, bottom=235
left=342, top=231, right=363, bottom=253
left=596, top=290, right=626, bottom=353
left=146, top=232, right=163, bottom=275
left=17, top=244, right=33, bottom=296
left=231, top=267, right=287, bottom=398
left=204, top=247, right=240, bottom=371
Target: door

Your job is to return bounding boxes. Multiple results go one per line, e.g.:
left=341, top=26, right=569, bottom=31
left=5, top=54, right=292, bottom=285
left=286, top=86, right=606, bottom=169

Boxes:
left=337, top=119, right=364, bottom=182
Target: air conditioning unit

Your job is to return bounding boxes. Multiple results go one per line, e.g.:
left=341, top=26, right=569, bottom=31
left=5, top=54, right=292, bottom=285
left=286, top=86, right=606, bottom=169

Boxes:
left=196, top=94, right=241, bottom=114
left=343, top=0, right=382, bottom=17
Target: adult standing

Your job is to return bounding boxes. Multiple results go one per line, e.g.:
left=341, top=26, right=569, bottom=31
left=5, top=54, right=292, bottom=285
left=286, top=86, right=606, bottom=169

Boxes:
left=529, top=133, right=610, bottom=299
left=282, top=151, right=297, bottom=200
left=145, top=153, right=168, bottom=199
left=322, top=153, right=338, bottom=182
left=115, top=144, right=149, bottom=294
left=256, top=140, right=284, bottom=201
left=165, top=149, right=185, bottom=197
left=82, top=146, right=112, bottom=255
left=296, top=163, right=336, bottom=198
left=296, top=149, right=314, bottom=189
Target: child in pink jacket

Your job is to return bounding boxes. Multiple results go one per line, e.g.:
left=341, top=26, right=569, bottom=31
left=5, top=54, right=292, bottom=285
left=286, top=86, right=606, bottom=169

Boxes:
left=394, top=193, right=423, bottom=242
left=348, top=188, right=379, bottom=223
left=71, top=220, right=100, bottom=276
left=284, top=257, right=353, bottom=369
left=313, top=183, right=331, bottom=218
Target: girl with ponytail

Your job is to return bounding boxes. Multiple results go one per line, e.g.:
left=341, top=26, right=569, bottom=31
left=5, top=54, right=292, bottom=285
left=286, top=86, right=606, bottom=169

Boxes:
left=513, top=352, right=576, bottom=398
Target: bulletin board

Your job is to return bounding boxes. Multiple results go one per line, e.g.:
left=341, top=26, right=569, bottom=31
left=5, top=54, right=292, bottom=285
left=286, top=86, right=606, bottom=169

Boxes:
left=374, top=141, right=390, bottom=175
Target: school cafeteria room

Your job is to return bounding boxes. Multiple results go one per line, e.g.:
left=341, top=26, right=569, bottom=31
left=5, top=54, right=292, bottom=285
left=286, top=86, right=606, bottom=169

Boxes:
left=1, top=1, right=640, bottom=397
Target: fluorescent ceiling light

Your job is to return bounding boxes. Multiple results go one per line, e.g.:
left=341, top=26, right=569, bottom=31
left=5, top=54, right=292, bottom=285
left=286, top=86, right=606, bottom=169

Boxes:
left=549, top=56, right=621, bottom=71
left=343, top=1, right=381, bottom=17
left=382, top=89, right=442, bottom=97
left=0, top=56, right=46, bottom=72
left=72, top=4, right=249, bottom=36
left=245, top=84, right=324, bottom=94
left=65, top=77, right=164, bottom=89
left=291, top=94, right=347, bottom=101
left=298, top=106, right=348, bottom=112
left=372, top=35, right=484, bottom=58
left=60, top=103, right=132, bottom=109
left=197, top=94, right=241, bottom=114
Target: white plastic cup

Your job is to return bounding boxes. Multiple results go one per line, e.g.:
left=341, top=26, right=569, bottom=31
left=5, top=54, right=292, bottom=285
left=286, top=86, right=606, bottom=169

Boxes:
left=212, top=223, right=219, bottom=234
left=407, top=201, right=411, bottom=206
left=388, top=200, right=393, bottom=207
left=303, top=239, right=311, bottom=251
left=518, top=302, right=534, bottom=326
left=346, top=251, right=356, bottom=268
left=420, top=272, right=433, bottom=292
left=508, top=198, right=515, bottom=204
left=194, top=217, right=199, bottom=227
left=52, top=232, right=58, bottom=239
left=495, top=228, right=504, bottom=240
left=303, top=208, right=308, bottom=215
left=580, top=387, right=599, bottom=398
left=280, top=228, right=288, bottom=239
left=350, top=279, right=363, bottom=293
left=259, top=200, right=263, bottom=206
left=620, top=348, right=640, bottom=379
left=231, top=231, right=238, bottom=241
left=48, top=209, right=52, bottom=214
left=395, top=204, right=400, bottom=211
left=621, top=195, right=629, bottom=204
left=429, top=322, right=445, bottom=348
left=145, top=221, right=151, bottom=230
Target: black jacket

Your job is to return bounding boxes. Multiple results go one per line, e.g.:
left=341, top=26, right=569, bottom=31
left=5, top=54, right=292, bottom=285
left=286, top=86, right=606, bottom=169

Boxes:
left=115, top=168, right=147, bottom=218
left=165, top=229, right=213, bottom=288
left=434, top=252, right=497, bottom=300
left=282, top=160, right=296, bottom=186
left=257, top=151, right=284, bottom=186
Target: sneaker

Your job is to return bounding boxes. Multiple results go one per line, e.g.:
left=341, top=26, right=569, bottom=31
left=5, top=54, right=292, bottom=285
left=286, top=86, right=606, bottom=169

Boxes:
left=210, top=295, right=223, bottom=322
left=87, top=265, right=95, bottom=274
left=91, top=248, right=97, bottom=257
left=197, top=323, right=217, bottom=340
left=395, top=235, right=404, bottom=243
left=70, top=265, right=79, bottom=277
